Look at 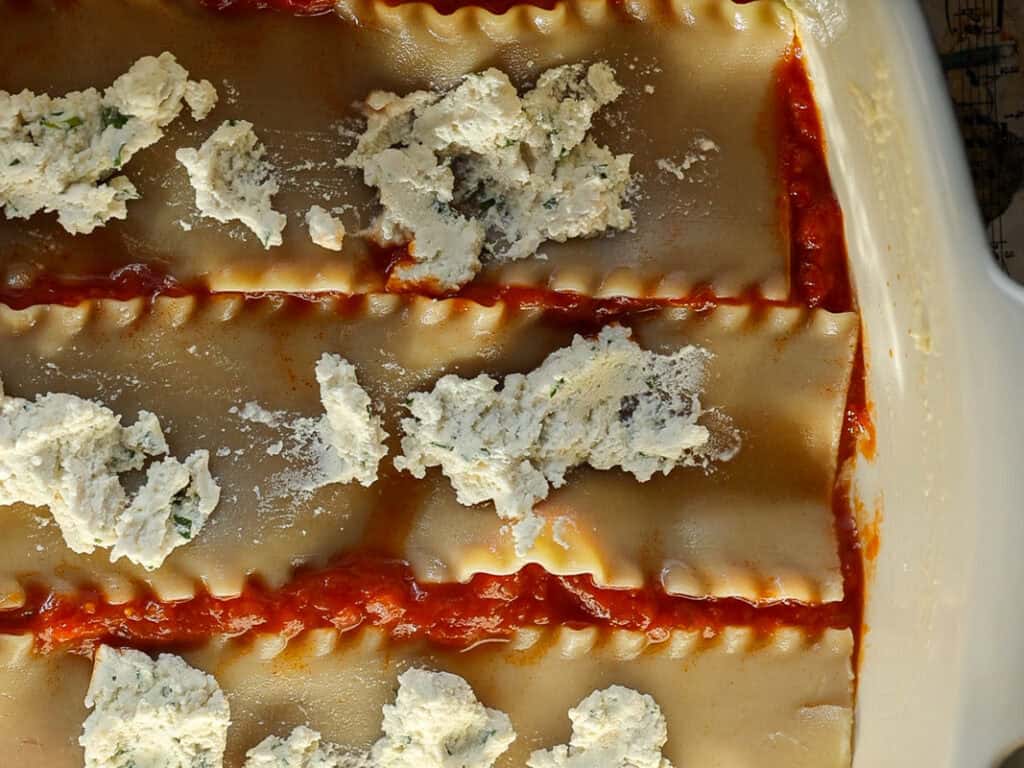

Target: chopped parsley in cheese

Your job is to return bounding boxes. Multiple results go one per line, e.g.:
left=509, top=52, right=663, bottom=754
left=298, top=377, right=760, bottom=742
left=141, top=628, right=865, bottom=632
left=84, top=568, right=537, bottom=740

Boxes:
left=347, top=62, right=632, bottom=291
left=305, top=205, right=346, bottom=251
left=371, top=668, right=516, bottom=768
left=176, top=119, right=287, bottom=248
left=0, top=52, right=216, bottom=234
left=80, top=645, right=230, bottom=768
left=315, top=353, right=388, bottom=487
left=110, top=450, right=221, bottom=570
left=244, top=726, right=369, bottom=768
left=396, top=325, right=738, bottom=554
left=527, top=685, right=674, bottom=768
left=0, top=376, right=220, bottom=569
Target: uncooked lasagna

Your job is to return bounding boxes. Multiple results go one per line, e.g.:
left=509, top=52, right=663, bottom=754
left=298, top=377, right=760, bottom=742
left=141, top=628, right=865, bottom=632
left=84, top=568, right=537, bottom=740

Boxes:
left=0, top=1, right=871, bottom=766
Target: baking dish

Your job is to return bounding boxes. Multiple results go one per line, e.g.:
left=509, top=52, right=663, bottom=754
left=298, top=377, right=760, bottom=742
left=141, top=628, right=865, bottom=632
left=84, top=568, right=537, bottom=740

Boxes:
left=0, top=0, right=1019, bottom=764
left=792, top=2, right=1024, bottom=765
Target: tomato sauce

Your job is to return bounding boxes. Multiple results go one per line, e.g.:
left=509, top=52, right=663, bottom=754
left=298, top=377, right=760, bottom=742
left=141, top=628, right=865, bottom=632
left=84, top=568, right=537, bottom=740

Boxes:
left=0, top=556, right=855, bottom=656
left=0, top=265, right=198, bottom=311
left=0, top=6, right=872, bottom=658
left=777, top=47, right=853, bottom=313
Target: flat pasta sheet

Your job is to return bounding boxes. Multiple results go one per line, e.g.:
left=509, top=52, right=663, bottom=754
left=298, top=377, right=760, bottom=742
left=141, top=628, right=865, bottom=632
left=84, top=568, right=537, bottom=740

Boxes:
left=0, top=625, right=854, bottom=768
left=0, top=0, right=793, bottom=299
left=0, top=295, right=856, bottom=606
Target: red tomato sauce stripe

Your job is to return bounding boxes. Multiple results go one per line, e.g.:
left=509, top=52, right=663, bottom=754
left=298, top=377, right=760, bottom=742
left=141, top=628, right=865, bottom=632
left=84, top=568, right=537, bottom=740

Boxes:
left=2, top=557, right=855, bottom=657
left=778, top=46, right=853, bottom=313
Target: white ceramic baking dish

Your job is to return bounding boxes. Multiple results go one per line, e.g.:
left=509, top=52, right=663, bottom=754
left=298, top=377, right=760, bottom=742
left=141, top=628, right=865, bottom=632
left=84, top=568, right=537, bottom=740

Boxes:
left=790, top=1, right=1024, bottom=765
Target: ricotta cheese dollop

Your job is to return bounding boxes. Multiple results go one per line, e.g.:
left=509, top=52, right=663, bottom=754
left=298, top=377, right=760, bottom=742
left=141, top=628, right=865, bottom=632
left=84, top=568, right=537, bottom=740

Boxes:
left=395, top=325, right=737, bottom=554
left=527, top=685, right=674, bottom=768
left=243, top=668, right=512, bottom=768
left=184, top=79, right=219, bottom=121
left=371, top=667, right=516, bottom=768
left=0, top=377, right=220, bottom=569
left=305, top=205, right=346, bottom=251
left=0, top=52, right=216, bottom=234
left=347, top=62, right=633, bottom=291
left=244, top=725, right=369, bottom=768
left=315, top=353, right=388, bottom=487
left=80, top=645, right=231, bottom=768
left=110, top=450, right=221, bottom=571
left=176, top=119, right=287, bottom=248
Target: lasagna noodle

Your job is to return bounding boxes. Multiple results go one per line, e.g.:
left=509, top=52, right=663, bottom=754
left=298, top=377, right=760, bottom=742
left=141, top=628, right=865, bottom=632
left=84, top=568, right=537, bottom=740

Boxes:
left=0, top=0, right=793, bottom=298
left=0, top=296, right=856, bottom=606
left=0, top=625, right=854, bottom=768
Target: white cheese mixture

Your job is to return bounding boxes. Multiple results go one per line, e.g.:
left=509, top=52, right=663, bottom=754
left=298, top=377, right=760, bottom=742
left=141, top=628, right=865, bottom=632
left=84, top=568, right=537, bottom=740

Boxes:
left=0, top=380, right=167, bottom=554
left=110, top=450, right=221, bottom=570
left=347, top=62, right=632, bottom=290
left=184, top=79, right=219, bottom=121
left=396, top=325, right=737, bottom=553
left=527, top=686, right=673, bottom=768
left=0, top=52, right=216, bottom=234
left=656, top=137, right=720, bottom=183
left=244, top=726, right=369, bottom=768
left=306, top=205, right=346, bottom=251
left=371, top=668, right=515, bottom=768
left=0, top=377, right=220, bottom=569
left=228, top=355, right=386, bottom=499
left=176, top=119, right=287, bottom=248
left=315, top=353, right=388, bottom=487
left=81, top=645, right=230, bottom=768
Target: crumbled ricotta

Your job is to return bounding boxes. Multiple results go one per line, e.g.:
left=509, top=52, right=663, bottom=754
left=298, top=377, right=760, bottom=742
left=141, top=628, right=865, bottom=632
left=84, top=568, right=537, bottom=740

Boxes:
left=315, top=354, right=389, bottom=487
left=176, top=119, right=287, bottom=248
left=371, top=668, right=515, bottom=768
left=0, top=383, right=167, bottom=554
left=656, top=137, right=719, bottom=183
left=347, top=62, right=632, bottom=290
left=244, top=726, right=369, bottom=768
left=527, top=686, right=673, bottom=768
left=0, top=377, right=220, bottom=568
left=305, top=205, right=346, bottom=251
left=81, top=645, right=230, bottom=768
left=184, top=79, right=219, bottom=121
left=396, top=325, right=737, bottom=553
left=0, top=52, right=214, bottom=234
left=110, top=450, right=221, bottom=570
left=228, top=356, right=386, bottom=498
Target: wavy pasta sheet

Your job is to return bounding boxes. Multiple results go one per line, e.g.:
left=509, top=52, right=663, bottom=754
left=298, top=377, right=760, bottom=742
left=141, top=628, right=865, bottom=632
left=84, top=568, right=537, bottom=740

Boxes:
left=0, top=296, right=855, bottom=607
left=407, top=306, right=858, bottom=602
left=0, top=626, right=854, bottom=768
left=0, top=0, right=793, bottom=298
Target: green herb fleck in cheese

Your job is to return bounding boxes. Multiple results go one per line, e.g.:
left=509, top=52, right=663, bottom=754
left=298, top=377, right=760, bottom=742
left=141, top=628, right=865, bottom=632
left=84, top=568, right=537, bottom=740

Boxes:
left=244, top=726, right=370, bottom=768
left=176, top=119, right=287, bottom=248
left=527, top=686, right=674, bottom=768
left=346, top=62, right=632, bottom=290
left=395, top=325, right=738, bottom=554
left=0, top=52, right=216, bottom=234
left=80, top=645, right=230, bottom=768
left=371, top=668, right=515, bottom=768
